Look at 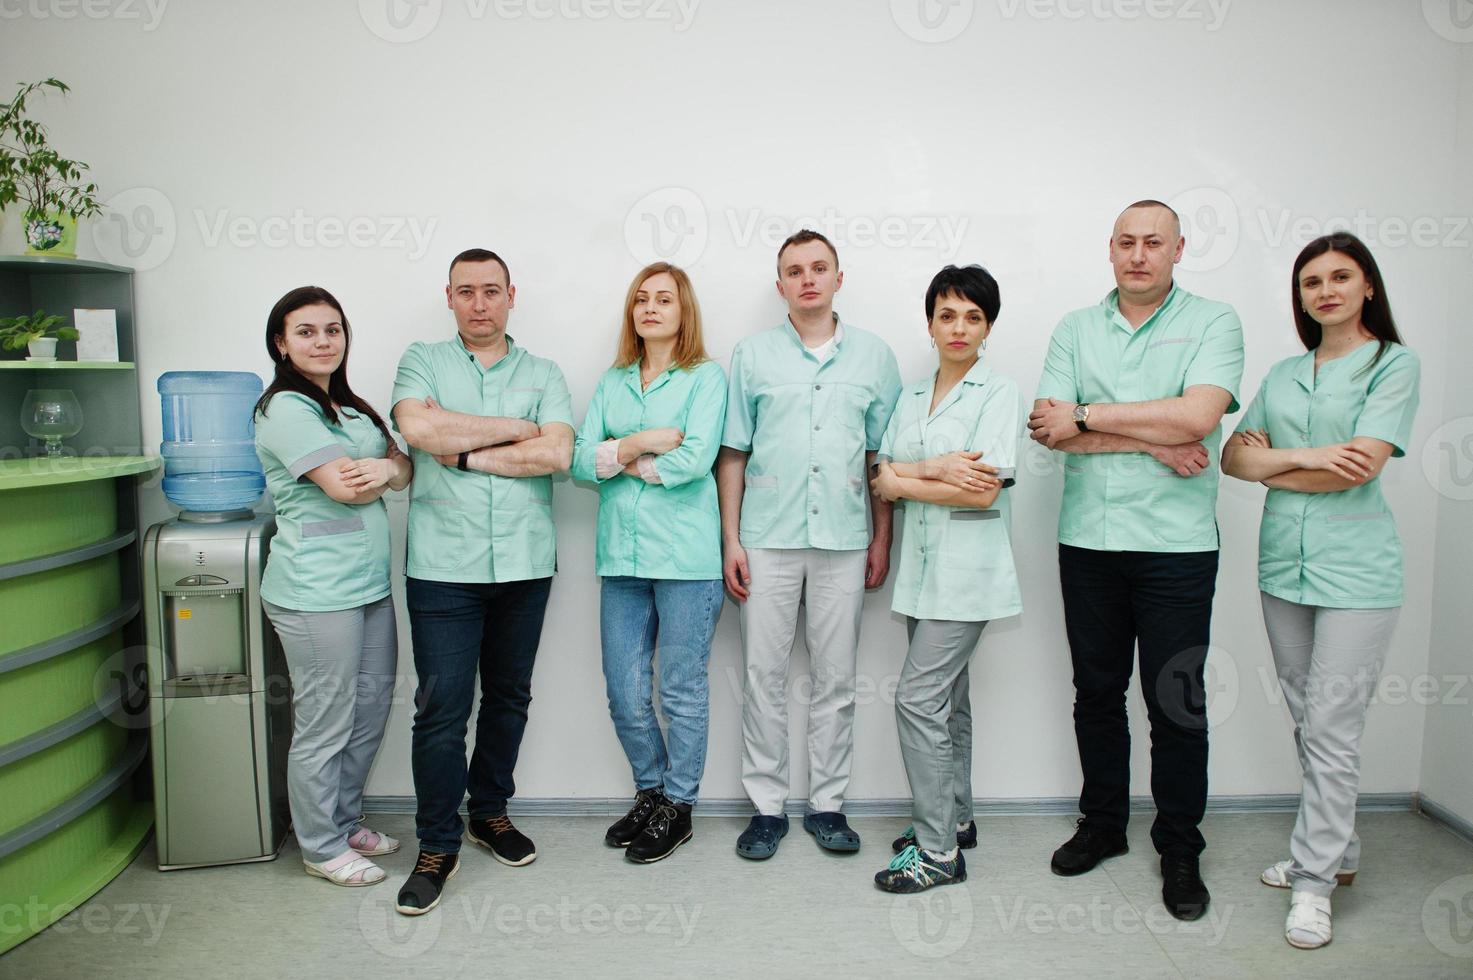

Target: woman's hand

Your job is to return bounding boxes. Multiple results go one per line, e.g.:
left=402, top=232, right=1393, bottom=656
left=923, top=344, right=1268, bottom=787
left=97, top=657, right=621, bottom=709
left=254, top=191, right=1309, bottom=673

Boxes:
left=1239, top=429, right=1271, bottom=449
left=870, top=462, right=903, bottom=503
left=636, top=428, right=685, bottom=456
left=920, top=451, right=1000, bottom=491
left=1293, top=442, right=1375, bottom=482
left=340, top=456, right=395, bottom=491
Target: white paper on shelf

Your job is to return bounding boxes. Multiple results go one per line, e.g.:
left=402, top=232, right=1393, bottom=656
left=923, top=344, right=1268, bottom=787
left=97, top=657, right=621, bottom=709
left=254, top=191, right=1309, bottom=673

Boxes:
left=74, top=308, right=119, bottom=361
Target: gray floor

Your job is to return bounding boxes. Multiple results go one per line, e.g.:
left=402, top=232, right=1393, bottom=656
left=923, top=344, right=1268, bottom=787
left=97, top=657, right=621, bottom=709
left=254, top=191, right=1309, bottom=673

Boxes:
left=6, top=811, right=1473, bottom=979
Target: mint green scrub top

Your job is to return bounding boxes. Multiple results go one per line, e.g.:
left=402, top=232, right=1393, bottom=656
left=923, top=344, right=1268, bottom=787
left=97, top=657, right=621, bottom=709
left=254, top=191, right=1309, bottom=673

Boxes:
left=1035, top=285, right=1245, bottom=552
left=571, top=359, right=727, bottom=580
left=391, top=336, right=573, bottom=584
left=254, top=391, right=392, bottom=611
left=1236, top=341, right=1419, bottom=608
left=878, top=359, right=1023, bottom=622
left=722, top=320, right=902, bottom=551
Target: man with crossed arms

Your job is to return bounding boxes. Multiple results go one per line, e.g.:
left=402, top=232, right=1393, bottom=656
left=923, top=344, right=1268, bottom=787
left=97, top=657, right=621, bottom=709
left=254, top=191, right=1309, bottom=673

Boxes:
left=1028, top=200, right=1244, bottom=921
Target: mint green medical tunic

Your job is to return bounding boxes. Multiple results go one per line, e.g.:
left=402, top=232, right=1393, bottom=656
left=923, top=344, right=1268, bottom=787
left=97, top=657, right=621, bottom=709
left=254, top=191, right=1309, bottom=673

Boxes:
left=722, top=320, right=902, bottom=551
left=1236, top=341, right=1420, bottom=608
left=1035, top=285, right=1244, bottom=552
left=391, top=335, right=573, bottom=584
left=571, top=359, right=727, bottom=580
left=254, top=392, right=393, bottom=611
left=879, top=360, right=1023, bottom=622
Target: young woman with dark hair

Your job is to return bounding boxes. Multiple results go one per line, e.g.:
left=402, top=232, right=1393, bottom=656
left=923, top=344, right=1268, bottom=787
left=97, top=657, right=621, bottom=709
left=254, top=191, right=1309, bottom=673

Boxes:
left=253, top=285, right=412, bottom=886
left=1222, top=233, right=1420, bottom=948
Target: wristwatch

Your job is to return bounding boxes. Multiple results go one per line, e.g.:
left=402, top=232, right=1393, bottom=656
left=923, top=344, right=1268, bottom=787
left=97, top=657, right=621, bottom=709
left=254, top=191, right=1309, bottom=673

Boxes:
left=1072, top=403, right=1091, bottom=433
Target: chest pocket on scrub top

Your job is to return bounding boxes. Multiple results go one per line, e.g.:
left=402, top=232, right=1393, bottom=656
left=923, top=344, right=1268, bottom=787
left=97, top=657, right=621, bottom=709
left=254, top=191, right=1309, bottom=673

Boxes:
left=502, top=386, right=543, bottom=422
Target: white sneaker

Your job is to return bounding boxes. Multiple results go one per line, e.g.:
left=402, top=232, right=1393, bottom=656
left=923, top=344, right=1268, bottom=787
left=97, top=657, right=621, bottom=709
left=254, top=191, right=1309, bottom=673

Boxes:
left=1285, top=892, right=1332, bottom=949
left=1260, top=859, right=1356, bottom=888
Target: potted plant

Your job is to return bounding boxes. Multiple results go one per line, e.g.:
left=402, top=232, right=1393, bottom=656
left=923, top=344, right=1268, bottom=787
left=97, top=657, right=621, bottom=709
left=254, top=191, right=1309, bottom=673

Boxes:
left=0, top=309, right=78, bottom=359
left=0, top=79, right=103, bottom=258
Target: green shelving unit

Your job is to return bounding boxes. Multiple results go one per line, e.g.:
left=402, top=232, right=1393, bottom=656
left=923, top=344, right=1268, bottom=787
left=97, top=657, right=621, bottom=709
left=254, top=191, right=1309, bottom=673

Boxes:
left=0, top=256, right=156, bottom=956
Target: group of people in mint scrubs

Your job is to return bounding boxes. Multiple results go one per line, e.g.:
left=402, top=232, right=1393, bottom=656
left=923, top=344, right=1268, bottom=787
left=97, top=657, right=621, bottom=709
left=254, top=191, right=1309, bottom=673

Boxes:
left=250, top=199, right=1419, bottom=952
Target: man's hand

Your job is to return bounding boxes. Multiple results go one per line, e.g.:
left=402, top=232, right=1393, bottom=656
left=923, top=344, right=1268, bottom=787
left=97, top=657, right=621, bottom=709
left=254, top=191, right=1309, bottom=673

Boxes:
left=921, top=451, right=1001, bottom=491
left=1150, top=442, right=1209, bottom=477
left=865, top=533, right=891, bottom=590
left=723, top=541, right=751, bottom=602
left=1027, top=398, right=1082, bottom=448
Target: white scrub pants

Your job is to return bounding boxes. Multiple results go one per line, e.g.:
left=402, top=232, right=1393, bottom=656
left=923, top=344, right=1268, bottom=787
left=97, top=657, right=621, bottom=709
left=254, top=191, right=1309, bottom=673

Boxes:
left=1260, top=592, right=1400, bottom=897
left=739, top=547, right=867, bottom=815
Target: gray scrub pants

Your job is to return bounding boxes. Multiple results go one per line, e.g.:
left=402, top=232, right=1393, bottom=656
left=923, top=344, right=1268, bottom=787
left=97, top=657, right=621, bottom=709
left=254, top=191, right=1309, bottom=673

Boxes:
left=1260, top=592, right=1400, bottom=897
left=739, top=547, right=867, bottom=815
left=263, top=596, right=398, bottom=863
left=895, top=617, right=987, bottom=853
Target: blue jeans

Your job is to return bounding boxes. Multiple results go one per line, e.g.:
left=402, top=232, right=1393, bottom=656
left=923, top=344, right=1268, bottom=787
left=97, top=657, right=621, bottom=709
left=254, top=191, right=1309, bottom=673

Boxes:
left=406, top=575, right=552, bottom=854
left=600, top=577, right=723, bottom=805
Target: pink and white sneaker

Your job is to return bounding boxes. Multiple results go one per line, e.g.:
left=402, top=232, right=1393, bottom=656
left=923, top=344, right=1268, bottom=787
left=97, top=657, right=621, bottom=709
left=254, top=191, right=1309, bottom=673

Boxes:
left=348, top=827, right=401, bottom=856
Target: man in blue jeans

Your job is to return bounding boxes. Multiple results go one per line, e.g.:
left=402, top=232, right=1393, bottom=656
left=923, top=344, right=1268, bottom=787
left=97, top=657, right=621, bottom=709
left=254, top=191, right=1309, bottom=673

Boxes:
left=390, top=248, right=574, bottom=915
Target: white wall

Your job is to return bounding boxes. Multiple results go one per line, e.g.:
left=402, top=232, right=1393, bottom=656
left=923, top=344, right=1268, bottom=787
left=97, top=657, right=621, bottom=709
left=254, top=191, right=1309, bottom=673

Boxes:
left=1419, top=37, right=1473, bottom=828
left=3, top=0, right=1465, bottom=805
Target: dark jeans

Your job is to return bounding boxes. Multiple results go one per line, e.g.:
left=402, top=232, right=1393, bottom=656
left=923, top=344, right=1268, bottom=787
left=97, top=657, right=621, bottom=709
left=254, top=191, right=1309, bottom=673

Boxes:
left=1059, top=544, right=1219, bottom=857
left=406, top=575, right=553, bottom=854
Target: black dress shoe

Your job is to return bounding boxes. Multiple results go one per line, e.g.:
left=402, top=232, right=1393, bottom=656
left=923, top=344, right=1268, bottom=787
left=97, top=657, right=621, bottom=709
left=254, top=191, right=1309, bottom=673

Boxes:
left=627, top=797, right=693, bottom=864
left=1050, top=819, right=1128, bottom=876
left=1161, top=853, right=1210, bottom=921
left=605, top=787, right=662, bottom=848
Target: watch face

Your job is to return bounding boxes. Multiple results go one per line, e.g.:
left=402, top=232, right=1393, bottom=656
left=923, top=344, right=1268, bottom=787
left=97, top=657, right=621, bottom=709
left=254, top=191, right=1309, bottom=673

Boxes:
left=1072, top=405, right=1087, bottom=422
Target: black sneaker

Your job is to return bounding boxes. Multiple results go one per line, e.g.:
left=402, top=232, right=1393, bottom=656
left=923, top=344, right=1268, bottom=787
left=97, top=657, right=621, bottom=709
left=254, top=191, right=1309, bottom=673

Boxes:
left=606, top=788, right=663, bottom=848
left=626, top=797, right=693, bottom=864
left=1161, top=853, right=1210, bottom=921
left=1050, top=819, right=1128, bottom=876
left=467, top=813, right=537, bottom=867
left=874, top=845, right=967, bottom=894
left=395, top=850, right=459, bottom=916
left=892, top=821, right=979, bottom=853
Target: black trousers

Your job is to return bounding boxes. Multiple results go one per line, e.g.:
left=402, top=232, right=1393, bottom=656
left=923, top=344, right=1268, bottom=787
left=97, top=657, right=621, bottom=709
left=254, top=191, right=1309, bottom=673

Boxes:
left=1059, top=544, right=1219, bottom=857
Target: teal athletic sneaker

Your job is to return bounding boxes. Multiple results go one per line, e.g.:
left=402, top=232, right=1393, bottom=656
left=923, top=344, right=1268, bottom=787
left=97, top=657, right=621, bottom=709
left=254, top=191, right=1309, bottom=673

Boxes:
left=874, top=844, right=967, bottom=894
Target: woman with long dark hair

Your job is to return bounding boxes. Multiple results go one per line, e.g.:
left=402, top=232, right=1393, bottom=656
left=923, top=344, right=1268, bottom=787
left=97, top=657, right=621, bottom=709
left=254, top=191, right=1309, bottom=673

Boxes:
left=253, top=285, right=412, bottom=886
left=1222, top=233, right=1420, bottom=948
left=570, top=262, right=726, bottom=864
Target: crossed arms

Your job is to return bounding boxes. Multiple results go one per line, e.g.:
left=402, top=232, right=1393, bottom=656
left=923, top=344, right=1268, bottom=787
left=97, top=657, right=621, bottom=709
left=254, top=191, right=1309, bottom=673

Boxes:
left=1026, top=386, right=1234, bottom=477
left=393, top=396, right=571, bottom=477
left=1221, top=430, right=1393, bottom=493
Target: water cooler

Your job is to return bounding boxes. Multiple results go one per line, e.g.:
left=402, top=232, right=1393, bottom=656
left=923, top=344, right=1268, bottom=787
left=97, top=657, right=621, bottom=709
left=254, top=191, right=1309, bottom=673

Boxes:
left=143, top=371, right=292, bottom=870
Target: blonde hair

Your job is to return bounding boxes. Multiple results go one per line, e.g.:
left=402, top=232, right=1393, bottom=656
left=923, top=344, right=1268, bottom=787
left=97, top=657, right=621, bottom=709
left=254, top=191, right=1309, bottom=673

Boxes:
left=614, top=262, right=708, bottom=370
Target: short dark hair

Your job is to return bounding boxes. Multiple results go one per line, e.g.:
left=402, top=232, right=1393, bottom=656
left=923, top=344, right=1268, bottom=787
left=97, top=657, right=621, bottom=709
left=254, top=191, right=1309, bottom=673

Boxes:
left=448, top=248, right=510, bottom=285
left=925, top=264, right=1001, bottom=324
left=1118, top=200, right=1181, bottom=239
left=776, top=228, right=838, bottom=273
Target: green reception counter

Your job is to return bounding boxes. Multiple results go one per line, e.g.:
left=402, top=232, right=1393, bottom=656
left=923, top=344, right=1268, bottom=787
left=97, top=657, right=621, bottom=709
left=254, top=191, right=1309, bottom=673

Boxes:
left=0, top=456, right=161, bottom=955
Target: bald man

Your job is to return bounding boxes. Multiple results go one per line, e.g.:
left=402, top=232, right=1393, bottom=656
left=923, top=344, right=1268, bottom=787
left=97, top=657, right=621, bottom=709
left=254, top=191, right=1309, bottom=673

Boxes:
left=1027, top=201, right=1245, bottom=921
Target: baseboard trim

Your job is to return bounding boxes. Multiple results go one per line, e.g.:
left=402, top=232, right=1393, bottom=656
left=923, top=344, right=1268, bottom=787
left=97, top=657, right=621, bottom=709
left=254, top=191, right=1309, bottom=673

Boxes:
left=362, top=792, right=1416, bottom=819
left=1416, top=794, right=1473, bottom=845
